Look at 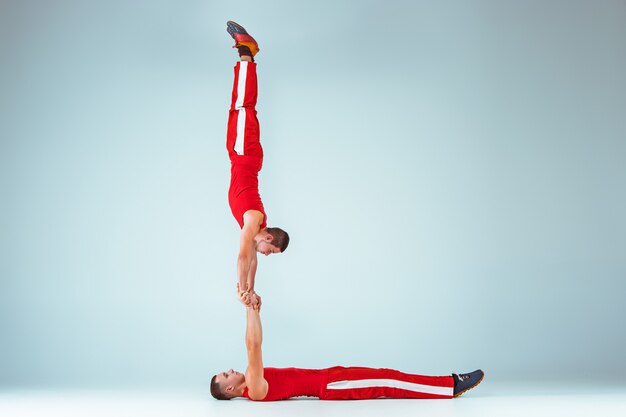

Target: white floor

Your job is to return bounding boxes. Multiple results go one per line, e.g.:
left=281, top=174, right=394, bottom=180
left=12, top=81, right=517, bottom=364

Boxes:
left=2, top=383, right=625, bottom=417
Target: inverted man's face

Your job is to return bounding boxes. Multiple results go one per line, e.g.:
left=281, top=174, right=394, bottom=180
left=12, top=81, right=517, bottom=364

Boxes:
left=256, top=241, right=281, bottom=256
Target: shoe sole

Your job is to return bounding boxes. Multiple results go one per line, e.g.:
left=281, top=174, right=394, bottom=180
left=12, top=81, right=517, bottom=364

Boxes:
left=453, top=372, right=484, bottom=398
left=226, top=21, right=249, bottom=39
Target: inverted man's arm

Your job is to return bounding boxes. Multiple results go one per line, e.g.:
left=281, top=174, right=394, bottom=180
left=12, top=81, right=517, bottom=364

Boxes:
left=246, top=257, right=258, bottom=293
left=244, top=306, right=268, bottom=400
left=238, top=211, right=262, bottom=294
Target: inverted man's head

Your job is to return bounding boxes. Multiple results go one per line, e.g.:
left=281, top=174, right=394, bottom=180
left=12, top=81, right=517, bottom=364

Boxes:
left=255, top=227, right=289, bottom=256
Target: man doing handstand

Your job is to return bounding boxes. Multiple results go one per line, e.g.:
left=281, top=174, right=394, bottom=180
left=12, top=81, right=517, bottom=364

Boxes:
left=225, top=21, right=289, bottom=307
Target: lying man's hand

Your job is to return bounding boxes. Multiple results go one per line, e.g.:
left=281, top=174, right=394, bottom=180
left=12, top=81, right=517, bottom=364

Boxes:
left=250, top=291, right=262, bottom=312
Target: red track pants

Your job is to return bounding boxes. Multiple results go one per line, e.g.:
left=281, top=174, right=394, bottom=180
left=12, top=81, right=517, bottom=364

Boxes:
left=226, top=61, right=263, bottom=163
left=320, top=367, right=454, bottom=400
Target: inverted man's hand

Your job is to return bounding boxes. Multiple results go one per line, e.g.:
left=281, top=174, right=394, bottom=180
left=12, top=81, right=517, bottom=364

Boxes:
left=237, top=283, right=252, bottom=307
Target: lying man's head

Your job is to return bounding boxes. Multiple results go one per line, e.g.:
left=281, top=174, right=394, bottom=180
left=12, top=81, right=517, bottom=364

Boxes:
left=210, top=369, right=245, bottom=400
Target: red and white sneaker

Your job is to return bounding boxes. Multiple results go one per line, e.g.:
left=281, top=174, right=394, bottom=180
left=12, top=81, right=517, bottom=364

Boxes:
left=226, top=20, right=259, bottom=57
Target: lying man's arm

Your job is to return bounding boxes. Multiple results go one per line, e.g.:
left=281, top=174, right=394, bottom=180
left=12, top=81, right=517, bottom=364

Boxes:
left=244, top=305, right=268, bottom=400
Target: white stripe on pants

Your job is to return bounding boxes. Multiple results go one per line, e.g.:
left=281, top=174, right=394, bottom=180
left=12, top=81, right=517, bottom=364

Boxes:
left=233, top=61, right=249, bottom=155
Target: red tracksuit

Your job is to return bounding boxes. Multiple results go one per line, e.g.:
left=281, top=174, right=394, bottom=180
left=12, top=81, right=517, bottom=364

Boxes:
left=243, top=367, right=454, bottom=401
left=226, top=61, right=267, bottom=229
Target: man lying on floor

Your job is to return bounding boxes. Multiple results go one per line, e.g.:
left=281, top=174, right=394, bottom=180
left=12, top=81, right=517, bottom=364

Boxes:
left=209, top=297, right=484, bottom=401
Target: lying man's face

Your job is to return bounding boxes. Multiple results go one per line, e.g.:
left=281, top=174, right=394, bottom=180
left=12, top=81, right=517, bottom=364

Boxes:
left=215, top=369, right=245, bottom=390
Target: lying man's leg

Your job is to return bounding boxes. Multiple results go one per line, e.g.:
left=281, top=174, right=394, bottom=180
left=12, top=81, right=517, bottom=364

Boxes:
left=321, top=367, right=483, bottom=400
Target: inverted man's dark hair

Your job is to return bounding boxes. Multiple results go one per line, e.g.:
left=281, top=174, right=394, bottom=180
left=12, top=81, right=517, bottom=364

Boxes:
left=266, top=227, right=290, bottom=252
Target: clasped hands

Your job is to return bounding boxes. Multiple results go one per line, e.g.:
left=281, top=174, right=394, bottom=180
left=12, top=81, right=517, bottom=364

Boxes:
left=237, top=283, right=262, bottom=311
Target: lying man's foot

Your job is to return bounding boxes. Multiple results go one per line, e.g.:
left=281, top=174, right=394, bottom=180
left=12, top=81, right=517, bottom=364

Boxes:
left=452, top=369, right=484, bottom=397
left=226, top=20, right=259, bottom=58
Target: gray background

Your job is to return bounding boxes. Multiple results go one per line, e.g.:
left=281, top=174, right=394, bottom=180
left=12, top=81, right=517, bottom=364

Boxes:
left=1, top=0, right=625, bottom=388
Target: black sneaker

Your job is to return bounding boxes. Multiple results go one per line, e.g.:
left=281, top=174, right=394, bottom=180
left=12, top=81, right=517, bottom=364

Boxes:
left=452, top=369, right=484, bottom=397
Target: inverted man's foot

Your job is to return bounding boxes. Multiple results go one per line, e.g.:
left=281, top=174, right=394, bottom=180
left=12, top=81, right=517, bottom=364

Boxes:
left=226, top=20, right=259, bottom=57
left=453, top=369, right=484, bottom=397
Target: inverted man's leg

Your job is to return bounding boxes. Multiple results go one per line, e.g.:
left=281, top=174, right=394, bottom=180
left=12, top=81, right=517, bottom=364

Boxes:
left=226, top=60, right=262, bottom=161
